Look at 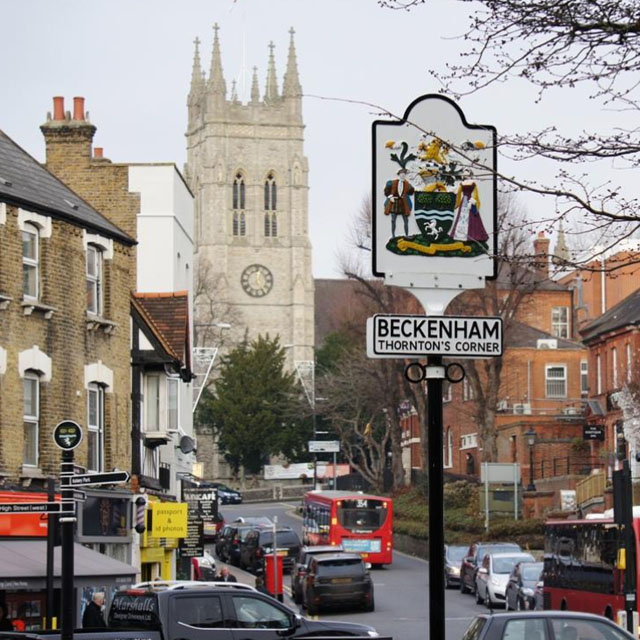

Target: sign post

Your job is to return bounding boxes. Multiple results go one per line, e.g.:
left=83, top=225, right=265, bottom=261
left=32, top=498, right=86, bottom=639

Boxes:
left=371, top=94, right=498, bottom=640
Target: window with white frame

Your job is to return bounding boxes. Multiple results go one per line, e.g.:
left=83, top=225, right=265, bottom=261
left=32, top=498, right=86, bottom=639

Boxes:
left=167, top=377, right=179, bottom=431
left=145, top=374, right=160, bottom=431
left=23, top=372, right=39, bottom=466
left=442, top=382, right=452, bottom=403
left=460, top=433, right=478, bottom=450
left=463, top=378, right=474, bottom=401
left=551, top=306, right=569, bottom=338
left=86, top=244, right=103, bottom=315
left=142, top=446, right=159, bottom=478
left=22, top=223, right=39, bottom=299
left=612, top=347, right=618, bottom=389
left=580, top=360, right=588, bottom=396
left=545, top=365, right=567, bottom=398
left=628, top=343, right=633, bottom=383
left=596, top=353, right=602, bottom=394
left=443, top=428, right=453, bottom=468
left=87, top=383, right=104, bottom=472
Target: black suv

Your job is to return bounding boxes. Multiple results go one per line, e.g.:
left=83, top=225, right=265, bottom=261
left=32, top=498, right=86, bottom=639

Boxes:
left=459, top=542, right=521, bottom=594
left=303, top=553, right=374, bottom=615
left=291, top=544, right=344, bottom=604
left=240, top=526, right=301, bottom=574
left=108, top=584, right=381, bottom=640
left=201, top=481, right=243, bottom=505
left=215, top=524, right=255, bottom=565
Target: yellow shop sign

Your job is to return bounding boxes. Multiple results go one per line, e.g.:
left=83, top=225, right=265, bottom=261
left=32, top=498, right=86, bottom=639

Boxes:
left=150, top=503, right=188, bottom=538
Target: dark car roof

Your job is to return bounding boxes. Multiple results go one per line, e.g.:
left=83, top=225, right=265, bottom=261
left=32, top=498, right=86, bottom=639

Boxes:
left=312, top=552, right=363, bottom=563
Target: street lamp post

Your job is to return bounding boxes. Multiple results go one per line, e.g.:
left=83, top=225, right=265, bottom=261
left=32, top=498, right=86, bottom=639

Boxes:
left=525, top=427, right=536, bottom=491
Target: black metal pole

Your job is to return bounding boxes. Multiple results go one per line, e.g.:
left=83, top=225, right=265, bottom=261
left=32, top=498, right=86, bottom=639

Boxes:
left=46, top=477, right=56, bottom=628
left=426, top=355, right=445, bottom=640
left=60, top=450, right=75, bottom=640
left=622, top=460, right=636, bottom=634
left=312, top=404, right=318, bottom=490
left=527, top=444, right=535, bottom=492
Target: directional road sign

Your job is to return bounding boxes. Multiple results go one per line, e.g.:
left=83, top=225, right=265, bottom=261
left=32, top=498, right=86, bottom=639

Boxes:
left=70, top=490, right=87, bottom=502
left=0, top=501, right=75, bottom=515
left=60, top=470, right=130, bottom=487
left=308, top=440, right=340, bottom=453
left=367, top=314, right=503, bottom=359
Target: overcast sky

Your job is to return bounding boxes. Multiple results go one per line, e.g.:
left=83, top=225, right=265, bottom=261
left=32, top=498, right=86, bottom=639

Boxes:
left=2, top=0, right=633, bottom=278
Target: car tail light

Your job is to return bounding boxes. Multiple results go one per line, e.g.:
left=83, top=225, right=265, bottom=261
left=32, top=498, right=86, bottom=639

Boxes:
left=256, top=549, right=263, bottom=558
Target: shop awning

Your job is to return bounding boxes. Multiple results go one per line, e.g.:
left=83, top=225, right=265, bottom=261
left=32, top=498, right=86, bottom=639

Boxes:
left=0, top=540, right=137, bottom=590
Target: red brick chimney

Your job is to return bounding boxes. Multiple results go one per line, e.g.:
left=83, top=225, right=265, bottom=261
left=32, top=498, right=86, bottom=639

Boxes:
left=533, top=231, right=550, bottom=279
left=94, top=147, right=104, bottom=159
left=40, top=95, right=97, bottom=178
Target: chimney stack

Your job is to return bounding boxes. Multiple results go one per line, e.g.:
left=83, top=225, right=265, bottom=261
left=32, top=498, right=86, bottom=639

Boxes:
left=53, top=96, right=65, bottom=121
left=73, top=97, right=85, bottom=121
left=94, top=147, right=103, bottom=159
left=533, top=231, right=550, bottom=279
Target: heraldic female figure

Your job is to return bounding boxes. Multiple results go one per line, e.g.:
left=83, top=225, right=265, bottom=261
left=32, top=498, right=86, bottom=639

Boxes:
left=450, top=180, right=489, bottom=244
left=384, top=168, right=415, bottom=238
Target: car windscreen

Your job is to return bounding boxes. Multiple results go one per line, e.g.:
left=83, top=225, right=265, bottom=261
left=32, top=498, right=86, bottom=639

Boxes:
left=522, top=564, right=543, bottom=581
left=260, top=531, right=300, bottom=546
left=493, top=557, right=526, bottom=574
left=337, top=499, right=388, bottom=533
left=108, top=593, right=160, bottom=629
left=316, top=558, right=364, bottom=577
left=447, top=547, right=467, bottom=562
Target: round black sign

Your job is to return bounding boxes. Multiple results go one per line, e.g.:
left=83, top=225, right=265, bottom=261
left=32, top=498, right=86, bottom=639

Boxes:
left=53, top=420, right=83, bottom=450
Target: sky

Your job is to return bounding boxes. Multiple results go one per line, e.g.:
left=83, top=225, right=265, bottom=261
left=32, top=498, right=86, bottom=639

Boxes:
left=2, top=0, right=634, bottom=278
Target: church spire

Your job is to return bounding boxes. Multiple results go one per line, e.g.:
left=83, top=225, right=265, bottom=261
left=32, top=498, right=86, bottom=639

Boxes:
left=250, top=66, right=260, bottom=103
left=264, top=41, right=279, bottom=104
left=283, top=27, right=302, bottom=97
left=208, top=23, right=226, bottom=96
left=189, top=36, right=203, bottom=98
left=553, top=221, right=571, bottom=264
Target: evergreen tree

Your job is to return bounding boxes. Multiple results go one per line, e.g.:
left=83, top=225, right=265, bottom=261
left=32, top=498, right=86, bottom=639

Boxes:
left=196, top=334, right=297, bottom=475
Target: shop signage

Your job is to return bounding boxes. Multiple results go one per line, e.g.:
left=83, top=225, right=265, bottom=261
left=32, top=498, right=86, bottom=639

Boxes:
left=150, top=502, right=188, bottom=538
left=367, top=314, right=503, bottom=358
left=308, top=440, right=340, bottom=453
left=584, top=424, right=605, bottom=441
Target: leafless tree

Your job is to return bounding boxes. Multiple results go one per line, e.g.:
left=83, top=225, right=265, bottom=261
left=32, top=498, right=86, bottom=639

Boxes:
left=374, top=0, right=640, bottom=269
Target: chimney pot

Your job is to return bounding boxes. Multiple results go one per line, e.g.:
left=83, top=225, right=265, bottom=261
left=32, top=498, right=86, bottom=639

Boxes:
left=53, top=96, right=64, bottom=121
left=94, top=147, right=103, bottom=159
left=73, top=97, right=85, bottom=121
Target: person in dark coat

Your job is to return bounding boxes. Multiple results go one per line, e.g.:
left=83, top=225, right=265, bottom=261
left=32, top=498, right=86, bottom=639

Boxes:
left=82, top=592, right=106, bottom=628
left=215, top=567, right=238, bottom=582
left=0, top=604, right=14, bottom=631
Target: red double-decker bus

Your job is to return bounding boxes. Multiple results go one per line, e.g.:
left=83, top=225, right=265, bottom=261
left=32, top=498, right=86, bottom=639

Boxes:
left=543, top=515, right=638, bottom=626
left=301, top=490, right=393, bottom=565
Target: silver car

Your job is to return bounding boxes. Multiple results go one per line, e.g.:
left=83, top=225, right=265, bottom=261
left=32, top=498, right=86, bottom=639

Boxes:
left=475, top=552, right=534, bottom=608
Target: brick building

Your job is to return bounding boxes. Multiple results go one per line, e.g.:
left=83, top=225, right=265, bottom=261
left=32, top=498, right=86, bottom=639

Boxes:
left=0, top=125, right=135, bottom=482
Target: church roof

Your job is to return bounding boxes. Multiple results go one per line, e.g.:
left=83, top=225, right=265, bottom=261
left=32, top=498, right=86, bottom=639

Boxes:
left=0, top=129, right=134, bottom=245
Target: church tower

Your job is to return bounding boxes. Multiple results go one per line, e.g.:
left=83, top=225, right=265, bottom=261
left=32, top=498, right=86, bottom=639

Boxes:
left=185, top=25, right=314, bottom=367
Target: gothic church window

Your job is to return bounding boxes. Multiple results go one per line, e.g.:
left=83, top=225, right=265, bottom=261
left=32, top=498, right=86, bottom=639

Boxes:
left=264, top=173, right=276, bottom=210
left=233, top=212, right=246, bottom=237
left=264, top=212, right=278, bottom=238
left=233, top=173, right=246, bottom=210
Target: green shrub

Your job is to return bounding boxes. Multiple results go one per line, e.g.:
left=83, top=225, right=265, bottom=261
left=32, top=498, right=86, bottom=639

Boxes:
left=444, top=481, right=476, bottom=509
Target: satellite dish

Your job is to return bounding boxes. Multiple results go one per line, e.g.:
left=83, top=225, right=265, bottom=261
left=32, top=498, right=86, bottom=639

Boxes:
left=179, top=435, right=196, bottom=454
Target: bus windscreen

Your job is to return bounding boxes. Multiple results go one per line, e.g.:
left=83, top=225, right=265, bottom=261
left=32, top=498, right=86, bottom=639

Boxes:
left=338, top=499, right=387, bottom=533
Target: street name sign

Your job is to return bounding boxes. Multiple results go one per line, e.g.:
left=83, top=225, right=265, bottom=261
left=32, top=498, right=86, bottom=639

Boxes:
left=70, top=490, right=87, bottom=502
left=60, top=470, right=130, bottom=487
left=0, top=501, right=75, bottom=515
left=367, top=314, right=503, bottom=358
left=308, top=440, right=340, bottom=453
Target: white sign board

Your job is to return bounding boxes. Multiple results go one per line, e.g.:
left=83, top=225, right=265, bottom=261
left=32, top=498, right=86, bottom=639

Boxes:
left=480, top=463, right=521, bottom=484
left=308, top=440, right=340, bottom=453
left=367, top=314, right=502, bottom=358
left=372, top=94, right=497, bottom=289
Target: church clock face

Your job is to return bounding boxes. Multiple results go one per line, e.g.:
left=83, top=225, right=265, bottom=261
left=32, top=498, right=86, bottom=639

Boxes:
left=241, top=264, right=273, bottom=297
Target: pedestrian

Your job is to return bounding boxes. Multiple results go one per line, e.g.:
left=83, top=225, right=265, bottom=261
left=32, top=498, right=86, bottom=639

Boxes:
left=254, top=570, right=271, bottom=596
left=215, top=567, right=238, bottom=583
left=82, top=592, right=106, bottom=628
left=0, top=604, right=13, bottom=631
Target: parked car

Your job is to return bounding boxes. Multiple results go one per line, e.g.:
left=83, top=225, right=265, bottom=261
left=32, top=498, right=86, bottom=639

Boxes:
left=240, top=526, right=302, bottom=574
left=505, top=561, right=543, bottom=611
left=460, top=542, right=522, bottom=594
left=202, top=481, right=243, bottom=504
left=444, top=544, right=468, bottom=589
left=291, top=544, right=344, bottom=604
left=475, top=552, right=535, bottom=608
left=461, top=611, right=635, bottom=640
left=303, top=552, right=374, bottom=615
left=215, top=523, right=255, bottom=565
left=191, top=549, right=217, bottom=580
left=107, top=582, right=381, bottom=640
